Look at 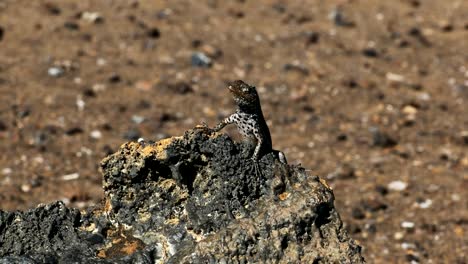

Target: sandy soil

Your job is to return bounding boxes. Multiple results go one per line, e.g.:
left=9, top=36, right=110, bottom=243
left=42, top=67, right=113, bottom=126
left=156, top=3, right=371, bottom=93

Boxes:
left=0, top=0, right=467, bottom=262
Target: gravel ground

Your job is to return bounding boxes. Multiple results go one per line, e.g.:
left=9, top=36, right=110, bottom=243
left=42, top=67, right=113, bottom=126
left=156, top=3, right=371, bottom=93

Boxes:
left=0, top=0, right=467, bottom=263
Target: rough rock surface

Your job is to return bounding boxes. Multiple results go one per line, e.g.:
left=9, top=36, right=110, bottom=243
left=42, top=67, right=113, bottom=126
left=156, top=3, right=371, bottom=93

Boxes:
left=0, top=129, right=364, bottom=263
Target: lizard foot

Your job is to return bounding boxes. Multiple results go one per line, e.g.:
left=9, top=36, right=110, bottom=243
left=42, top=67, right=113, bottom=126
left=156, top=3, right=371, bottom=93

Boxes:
left=252, top=158, right=264, bottom=179
left=194, top=122, right=213, bottom=134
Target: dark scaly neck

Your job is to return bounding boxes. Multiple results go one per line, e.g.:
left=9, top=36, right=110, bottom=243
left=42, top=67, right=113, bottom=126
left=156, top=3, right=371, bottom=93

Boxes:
left=237, top=98, right=263, bottom=116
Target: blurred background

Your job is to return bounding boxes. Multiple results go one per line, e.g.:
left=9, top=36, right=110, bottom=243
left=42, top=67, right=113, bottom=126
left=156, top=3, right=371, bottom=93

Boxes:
left=0, top=0, right=467, bottom=262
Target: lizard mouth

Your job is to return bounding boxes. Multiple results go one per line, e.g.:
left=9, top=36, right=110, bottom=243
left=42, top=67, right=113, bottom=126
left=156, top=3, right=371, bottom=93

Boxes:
left=227, top=84, right=240, bottom=96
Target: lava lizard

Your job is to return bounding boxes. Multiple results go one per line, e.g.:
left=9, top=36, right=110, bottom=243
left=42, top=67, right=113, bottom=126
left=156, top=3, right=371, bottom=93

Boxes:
left=206, top=80, right=287, bottom=166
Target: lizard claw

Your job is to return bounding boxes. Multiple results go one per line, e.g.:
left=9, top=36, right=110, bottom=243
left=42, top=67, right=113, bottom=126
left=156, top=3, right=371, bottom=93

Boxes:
left=252, top=158, right=264, bottom=178
left=195, top=122, right=213, bottom=133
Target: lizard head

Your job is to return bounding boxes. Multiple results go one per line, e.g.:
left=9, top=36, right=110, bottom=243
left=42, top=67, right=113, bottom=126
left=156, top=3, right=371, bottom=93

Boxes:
left=228, top=80, right=260, bottom=107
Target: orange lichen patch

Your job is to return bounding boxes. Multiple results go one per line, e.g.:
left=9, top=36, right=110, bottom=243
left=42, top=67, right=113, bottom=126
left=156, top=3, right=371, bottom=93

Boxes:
left=104, top=198, right=112, bottom=213
left=97, top=249, right=107, bottom=258
left=120, top=240, right=143, bottom=255
left=278, top=192, right=290, bottom=201
left=154, top=137, right=180, bottom=160
left=98, top=233, right=145, bottom=259
left=319, top=178, right=332, bottom=190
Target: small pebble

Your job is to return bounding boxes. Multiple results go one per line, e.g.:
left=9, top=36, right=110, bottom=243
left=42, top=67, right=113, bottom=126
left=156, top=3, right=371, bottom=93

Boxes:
left=90, top=130, right=102, bottom=139
left=386, top=72, right=405, bottom=83
left=283, top=62, right=309, bottom=75
left=375, top=185, right=389, bottom=196
left=65, top=127, right=83, bottom=135
left=351, top=207, right=365, bottom=220
left=96, top=58, right=107, bottom=66
left=131, top=115, right=145, bottom=124
left=135, top=80, right=152, bottom=91
left=146, top=27, right=160, bottom=38
left=305, top=31, right=320, bottom=45
left=76, top=97, right=85, bottom=111
left=460, top=131, right=468, bottom=145
left=401, top=221, right=415, bottom=229
left=48, top=67, right=64, bottom=77
left=64, top=21, right=79, bottom=31
left=329, top=7, right=354, bottom=27
left=2, top=168, right=12, bottom=175
left=388, top=180, right=408, bottom=191
left=191, top=52, right=212, bottom=67
left=451, top=194, right=460, bottom=202
left=362, top=48, right=379, bottom=58
left=62, top=173, right=80, bottom=181
left=21, top=184, right=31, bottom=193
left=361, top=199, right=388, bottom=213
left=43, top=3, right=61, bottom=15
left=81, top=12, right=103, bottom=23
left=109, top=73, right=121, bottom=83
left=370, top=128, right=398, bottom=148
left=402, top=105, right=418, bottom=115
left=394, top=232, right=404, bottom=240
left=416, top=199, right=432, bottom=209
left=401, top=242, right=415, bottom=250
left=0, top=120, right=7, bottom=131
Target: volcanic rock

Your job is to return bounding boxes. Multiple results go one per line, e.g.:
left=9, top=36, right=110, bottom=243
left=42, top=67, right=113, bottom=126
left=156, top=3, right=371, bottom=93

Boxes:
left=0, top=128, right=364, bottom=263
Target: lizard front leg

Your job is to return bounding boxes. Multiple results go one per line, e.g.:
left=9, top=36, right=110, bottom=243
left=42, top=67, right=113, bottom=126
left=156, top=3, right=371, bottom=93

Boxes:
left=212, top=114, right=237, bottom=132
left=251, top=125, right=264, bottom=161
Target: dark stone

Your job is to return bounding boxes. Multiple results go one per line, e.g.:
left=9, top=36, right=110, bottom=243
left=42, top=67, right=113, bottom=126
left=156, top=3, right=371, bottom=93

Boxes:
left=0, top=120, right=6, bottom=131
left=14, top=105, right=31, bottom=119
left=337, top=133, right=348, bottom=141
left=408, top=27, right=421, bottom=37
left=406, top=254, right=420, bottom=262
left=305, top=31, right=320, bottom=45
left=160, top=112, right=178, bottom=122
left=65, top=127, right=84, bottom=136
left=0, top=129, right=364, bottom=263
left=343, top=79, right=359, bottom=88
left=146, top=28, right=160, bottom=39
left=371, top=128, right=398, bottom=148
left=362, top=199, right=388, bottom=212
left=461, top=132, right=468, bottom=145
left=83, top=88, right=96, bottom=97
left=191, top=39, right=202, bottom=48
left=283, top=63, right=309, bottom=75
left=362, top=48, right=379, bottom=58
left=108, top=73, right=121, bottom=83
left=0, top=26, right=4, bottom=41
left=330, top=8, right=355, bottom=27
left=352, top=207, right=366, bottom=220
left=64, top=21, right=79, bottom=31
left=375, top=185, right=389, bottom=196
left=43, top=3, right=61, bottom=15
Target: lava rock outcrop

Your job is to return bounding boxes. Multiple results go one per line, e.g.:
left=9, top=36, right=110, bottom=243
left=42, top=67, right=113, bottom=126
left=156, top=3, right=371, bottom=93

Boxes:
left=0, top=128, right=364, bottom=263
